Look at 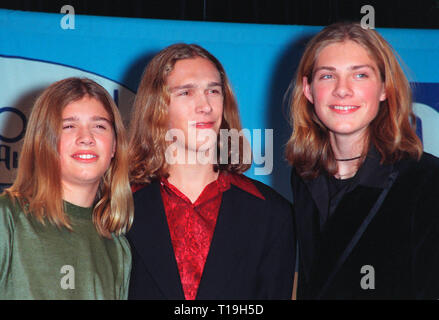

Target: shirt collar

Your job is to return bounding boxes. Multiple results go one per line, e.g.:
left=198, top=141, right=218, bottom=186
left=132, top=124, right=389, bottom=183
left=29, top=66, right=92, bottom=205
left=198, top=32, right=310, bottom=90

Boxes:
left=225, top=172, right=265, bottom=200
left=160, top=171, right=265, bottom=204
left=352, top=145, right=395, bottom=190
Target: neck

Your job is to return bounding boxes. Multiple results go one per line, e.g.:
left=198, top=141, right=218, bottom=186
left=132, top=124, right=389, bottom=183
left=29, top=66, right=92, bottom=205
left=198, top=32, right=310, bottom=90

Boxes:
left=167, top=162, right=219, bottom=203
left=62, top=182, right=99, bottom=208
left=329, top=132, right=366, bottom=179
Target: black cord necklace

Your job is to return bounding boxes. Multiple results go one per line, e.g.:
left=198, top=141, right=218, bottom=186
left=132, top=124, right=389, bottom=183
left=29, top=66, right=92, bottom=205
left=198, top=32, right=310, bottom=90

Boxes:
left=335, top=155, right=363, bottom=161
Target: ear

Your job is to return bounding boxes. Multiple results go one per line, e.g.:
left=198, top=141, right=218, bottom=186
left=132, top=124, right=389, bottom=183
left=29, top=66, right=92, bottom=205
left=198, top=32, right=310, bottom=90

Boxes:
left=379, top=83, right=387, bottom=102
left=303, top=76, right=314, bottom=104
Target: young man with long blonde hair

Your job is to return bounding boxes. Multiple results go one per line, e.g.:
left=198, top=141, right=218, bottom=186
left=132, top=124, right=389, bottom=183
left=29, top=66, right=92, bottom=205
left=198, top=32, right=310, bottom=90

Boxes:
left=127, top=43, right=295, bottom=300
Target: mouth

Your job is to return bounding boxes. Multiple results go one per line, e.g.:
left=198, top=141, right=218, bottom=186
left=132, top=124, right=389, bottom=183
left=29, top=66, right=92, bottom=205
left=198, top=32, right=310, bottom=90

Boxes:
left=195, top=121, right=215, bottom=129
left=329, top=105, right=360, bottom=114
left=71, top=152, right=98, bottom=162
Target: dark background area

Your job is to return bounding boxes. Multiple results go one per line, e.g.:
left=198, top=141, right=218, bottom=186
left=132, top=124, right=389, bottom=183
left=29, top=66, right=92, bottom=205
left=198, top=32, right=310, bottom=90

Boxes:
left=1, top=0, right=439, bottom=28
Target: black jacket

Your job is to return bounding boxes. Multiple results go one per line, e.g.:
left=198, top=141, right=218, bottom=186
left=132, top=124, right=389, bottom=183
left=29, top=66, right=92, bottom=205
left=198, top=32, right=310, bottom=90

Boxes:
left=292, top=152, right=439, bottom=299
left=127, top=177, right=295, bottom=299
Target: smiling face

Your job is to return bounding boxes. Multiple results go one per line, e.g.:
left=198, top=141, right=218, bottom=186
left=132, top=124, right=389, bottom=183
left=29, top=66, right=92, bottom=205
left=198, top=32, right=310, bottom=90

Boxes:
left=303, top=40, right=386, bottom=142
left=166, top=57, right=224, bottom=153
left=59, top=96, right=116, bottom=194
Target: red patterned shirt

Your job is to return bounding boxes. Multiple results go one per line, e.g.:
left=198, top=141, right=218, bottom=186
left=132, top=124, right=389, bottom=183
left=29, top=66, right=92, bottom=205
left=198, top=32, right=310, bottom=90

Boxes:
left=159, top=171, right=264, bottom=300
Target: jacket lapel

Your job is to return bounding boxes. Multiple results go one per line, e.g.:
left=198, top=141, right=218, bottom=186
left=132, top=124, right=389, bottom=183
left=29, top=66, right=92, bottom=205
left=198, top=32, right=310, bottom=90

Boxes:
left=196, top=185, right=249, bottom=299
left=128, top=181, right=185, bottom=299
left=304, top=174, right=329, bottom=225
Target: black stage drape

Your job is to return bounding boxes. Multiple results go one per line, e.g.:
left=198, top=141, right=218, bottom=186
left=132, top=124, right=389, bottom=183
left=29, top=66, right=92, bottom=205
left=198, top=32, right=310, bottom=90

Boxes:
left=1, top=0, right=438, bottom=29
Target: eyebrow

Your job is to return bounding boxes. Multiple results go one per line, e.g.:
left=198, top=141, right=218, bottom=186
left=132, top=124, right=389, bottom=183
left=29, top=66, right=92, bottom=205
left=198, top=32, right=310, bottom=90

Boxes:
left=313, top=64, right=377, bottom=75
left=62, top=116, right=112, bottom=123
left=351, top=64, right=377, bottom=71
left=169, top=81, right=222, bottom=92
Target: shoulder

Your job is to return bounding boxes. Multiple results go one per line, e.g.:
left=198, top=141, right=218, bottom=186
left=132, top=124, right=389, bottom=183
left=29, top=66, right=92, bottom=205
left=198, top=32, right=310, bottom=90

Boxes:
left=227, top=174, right=294, bottom=234
left=393, top=153, right=439, bottom=219
left=0, top=195, right=15, bottom=285
left=229, top=173, right=292, bottom=212
left=0, top=194, right=14, bottom=208
left=401, top=152, right=439, bottom=169
left=0, top=194, right=17, bottom=245
left=414, top=152, right=439, bottom=192
left=396, top=152, right=439, bottom=184
left=251, top=178, right=291, bottom=206
left=418, top=152, right=439, bottom=172
left=0, top=194, right=20, bottom=222
left=289, top=166, right=308, bottom=187
left=130, top=181, right=163, bottom=226
left=402, top=154, right=439, bottom=250
left=132, top=181, right=160, bottom=201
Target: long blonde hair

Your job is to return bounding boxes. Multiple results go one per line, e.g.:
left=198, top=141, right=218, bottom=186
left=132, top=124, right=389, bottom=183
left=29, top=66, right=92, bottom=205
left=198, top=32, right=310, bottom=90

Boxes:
left=4, top=77, right=133, bottom=238
left=285, top=22, right=422, bottom=179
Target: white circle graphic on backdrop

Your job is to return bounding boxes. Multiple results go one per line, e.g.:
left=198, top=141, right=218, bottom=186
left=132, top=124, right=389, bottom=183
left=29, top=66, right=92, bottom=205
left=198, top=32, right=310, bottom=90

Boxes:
left=413, top=102, right=439, bottom=157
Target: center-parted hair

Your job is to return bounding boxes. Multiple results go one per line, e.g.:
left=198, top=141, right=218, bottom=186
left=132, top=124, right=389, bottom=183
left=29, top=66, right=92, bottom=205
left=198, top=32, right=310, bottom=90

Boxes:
left=285, top=22, right=422, bottom=179
left=128, top=43, right=251, bottom=184
left=4, top=77, right=133, bottom=238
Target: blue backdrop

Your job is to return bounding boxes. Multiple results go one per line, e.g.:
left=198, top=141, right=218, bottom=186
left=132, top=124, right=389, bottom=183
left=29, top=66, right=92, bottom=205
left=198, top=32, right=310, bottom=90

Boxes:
left=1, top=8, right=438, bottom=200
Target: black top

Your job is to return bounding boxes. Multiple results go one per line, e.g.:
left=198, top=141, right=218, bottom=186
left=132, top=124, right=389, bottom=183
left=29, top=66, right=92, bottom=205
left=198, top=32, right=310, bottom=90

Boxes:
left=292, top=149, right=439, bottom=299
left=323, top=147, right=390, bottom=229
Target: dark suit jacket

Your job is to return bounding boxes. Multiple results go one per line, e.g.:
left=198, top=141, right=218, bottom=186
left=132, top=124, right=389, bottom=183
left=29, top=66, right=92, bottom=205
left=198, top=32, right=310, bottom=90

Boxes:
left=292, top=152, right=439, bottom=299
left=127, top=178, right=295, bottom=300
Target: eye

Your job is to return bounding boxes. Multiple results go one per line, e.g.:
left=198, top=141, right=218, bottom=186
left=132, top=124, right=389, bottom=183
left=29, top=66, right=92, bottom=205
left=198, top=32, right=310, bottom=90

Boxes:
left=177, top=90, right=189, bottom=96
left=62, top=124, right=74, bottom=129
left=355, top=73, right=368, bottom=79
left=319, top=74, right=333, bottom=80
left=95, top=124, right=107, bottom=130
left=208, top=88, right=221, bottom=95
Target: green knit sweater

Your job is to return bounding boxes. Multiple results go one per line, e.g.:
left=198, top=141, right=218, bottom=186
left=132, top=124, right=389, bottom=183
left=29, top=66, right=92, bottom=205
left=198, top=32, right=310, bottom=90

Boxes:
left=0, top=195, right=131, bottom=300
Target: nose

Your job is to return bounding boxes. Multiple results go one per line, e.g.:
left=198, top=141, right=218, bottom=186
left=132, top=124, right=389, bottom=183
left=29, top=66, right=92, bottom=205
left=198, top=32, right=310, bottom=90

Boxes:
left=333, top=77, right=353, bottom=98
left=195, top=91, right=213, bottom=114
left=76, top=127, right=95, bottom=146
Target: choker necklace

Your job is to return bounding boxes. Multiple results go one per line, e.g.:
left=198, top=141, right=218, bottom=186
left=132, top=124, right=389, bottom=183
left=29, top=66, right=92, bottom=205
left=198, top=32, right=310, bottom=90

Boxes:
left=335, top=155, right=363, bottom=161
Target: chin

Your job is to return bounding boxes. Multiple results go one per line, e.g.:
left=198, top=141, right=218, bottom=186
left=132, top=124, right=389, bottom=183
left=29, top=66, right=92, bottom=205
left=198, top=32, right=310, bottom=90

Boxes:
left=328, top=123, right=357, bottom=133
left=197, top=142, right=218, bottom=153
left=75, top=173, right=104, bottom=184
